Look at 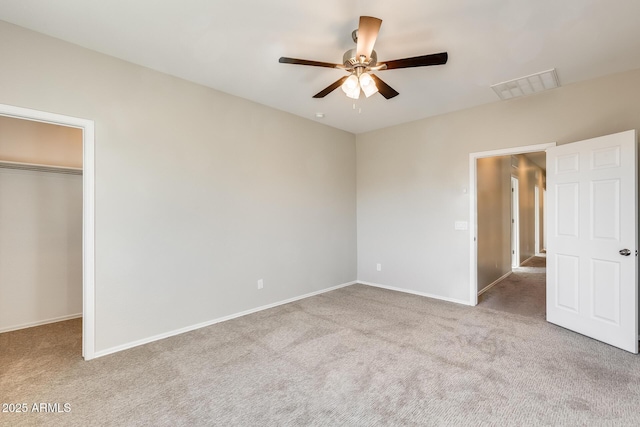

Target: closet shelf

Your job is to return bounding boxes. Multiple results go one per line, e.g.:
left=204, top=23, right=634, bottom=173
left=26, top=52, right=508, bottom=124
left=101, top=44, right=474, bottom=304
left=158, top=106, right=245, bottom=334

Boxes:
left=0, top=160, right=82, bottom=175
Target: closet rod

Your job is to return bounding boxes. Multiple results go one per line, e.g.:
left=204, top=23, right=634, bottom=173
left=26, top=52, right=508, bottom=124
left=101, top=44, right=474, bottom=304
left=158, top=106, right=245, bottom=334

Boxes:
left=0, top=160, right=82, bottom=175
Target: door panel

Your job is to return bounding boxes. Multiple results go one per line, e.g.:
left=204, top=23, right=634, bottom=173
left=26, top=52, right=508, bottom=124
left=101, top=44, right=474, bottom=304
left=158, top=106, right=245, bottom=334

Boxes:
left=556, top=254, right=579, bottom=312
left=591, top=179, right=619, bottom=240
left=556, top=183, right=579, bottom=237
left=547, top=130, right=637, bottom=353
left=591, top=259, right=620, bottom=324
left=556, top=153, right=580, bottom=173
left=591, top=146, right=620, bottom=169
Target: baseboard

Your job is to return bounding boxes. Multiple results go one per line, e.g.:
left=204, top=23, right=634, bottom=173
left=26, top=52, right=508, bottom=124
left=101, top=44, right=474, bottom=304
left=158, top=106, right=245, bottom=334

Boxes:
left=93, top=280, right=358, bottom=360
left=358, top=281, right=472, bottom=306
left=520, top=255, right=537, bottom=266
left=0, top=313, right=82, bottom=334
left=477, top=271, right=512, bottom=296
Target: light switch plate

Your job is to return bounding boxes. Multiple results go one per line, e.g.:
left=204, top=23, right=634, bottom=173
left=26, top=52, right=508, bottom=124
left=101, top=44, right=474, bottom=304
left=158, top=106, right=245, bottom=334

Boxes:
left=454, top=221, right=468, bottom=230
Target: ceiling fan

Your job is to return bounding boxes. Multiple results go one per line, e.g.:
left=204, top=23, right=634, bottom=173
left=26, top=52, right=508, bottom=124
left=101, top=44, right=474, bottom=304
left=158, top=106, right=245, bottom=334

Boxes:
left=279, top=16, right=448, bottom=100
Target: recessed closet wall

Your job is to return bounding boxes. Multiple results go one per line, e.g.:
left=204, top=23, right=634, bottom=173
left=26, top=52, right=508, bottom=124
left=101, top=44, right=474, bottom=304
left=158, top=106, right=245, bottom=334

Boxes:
left=0, top=116, right=83, bottom=332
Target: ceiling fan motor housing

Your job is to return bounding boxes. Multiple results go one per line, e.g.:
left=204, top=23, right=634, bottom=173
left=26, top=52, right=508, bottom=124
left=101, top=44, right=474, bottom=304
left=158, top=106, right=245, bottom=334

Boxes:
left=343, top=48, right=377, bottom=69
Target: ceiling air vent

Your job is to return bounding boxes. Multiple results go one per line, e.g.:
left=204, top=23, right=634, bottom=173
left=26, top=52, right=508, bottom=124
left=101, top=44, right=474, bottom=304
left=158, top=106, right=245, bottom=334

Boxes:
left=511, top=155, right=519, bottom=169
left=491, top=69, right=559, bottom=100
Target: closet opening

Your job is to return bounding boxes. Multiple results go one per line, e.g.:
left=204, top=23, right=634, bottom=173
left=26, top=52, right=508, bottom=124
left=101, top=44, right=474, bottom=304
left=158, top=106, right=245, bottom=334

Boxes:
left=0, top=103, right=95, bottom=360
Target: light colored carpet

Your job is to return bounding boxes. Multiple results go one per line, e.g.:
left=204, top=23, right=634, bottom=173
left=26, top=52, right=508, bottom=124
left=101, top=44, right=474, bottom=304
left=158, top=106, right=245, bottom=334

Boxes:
left=478, top=255, right=546, bottom=319
left=2, top=283, right=640, bottom=426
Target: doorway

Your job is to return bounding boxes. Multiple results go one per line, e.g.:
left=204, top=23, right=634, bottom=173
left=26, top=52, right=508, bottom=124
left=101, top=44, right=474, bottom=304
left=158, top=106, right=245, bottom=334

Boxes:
left=0, top=103, right=96, bottom=360
left=469, top=142, right=555, bottom=305
left=0, top=119, right=82, bottom=335
left=475, top=153, right=547, bottom=316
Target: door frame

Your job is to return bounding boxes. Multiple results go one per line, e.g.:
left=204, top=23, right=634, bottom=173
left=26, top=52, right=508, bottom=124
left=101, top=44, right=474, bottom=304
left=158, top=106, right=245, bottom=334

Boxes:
left=0, top=103, right=96, bottom=360
left=534, top=185, right=540, bottom=254
left=511, top=176, right=520, bottom=268
left=469, top=142, right=556, bottom=305
left=543, top=189, right=547, bottom=250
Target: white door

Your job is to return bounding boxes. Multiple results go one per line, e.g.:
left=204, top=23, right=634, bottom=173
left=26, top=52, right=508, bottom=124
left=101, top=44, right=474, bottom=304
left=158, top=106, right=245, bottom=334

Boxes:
left=547, top=130, right=638, bottom=353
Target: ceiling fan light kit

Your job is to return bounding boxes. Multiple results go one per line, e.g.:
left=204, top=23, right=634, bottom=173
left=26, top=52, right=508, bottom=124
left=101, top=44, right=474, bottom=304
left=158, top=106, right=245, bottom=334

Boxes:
left=341, top=70, right=379, bottom=99
left=359, top=72, right=378, bottom=97
left=342, top=74, right=360, bottom=99
left=279, top=16, right=448, bottom=100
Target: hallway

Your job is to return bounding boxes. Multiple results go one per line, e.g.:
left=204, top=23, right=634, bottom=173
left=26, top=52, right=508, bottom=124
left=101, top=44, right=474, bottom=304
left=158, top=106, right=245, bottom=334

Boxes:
left=478, top=255, right=546, bottom=319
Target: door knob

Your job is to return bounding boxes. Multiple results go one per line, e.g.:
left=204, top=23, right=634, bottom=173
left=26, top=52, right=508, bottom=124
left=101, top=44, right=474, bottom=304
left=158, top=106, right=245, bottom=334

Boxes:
left=619, top=249, right=631, bottom=256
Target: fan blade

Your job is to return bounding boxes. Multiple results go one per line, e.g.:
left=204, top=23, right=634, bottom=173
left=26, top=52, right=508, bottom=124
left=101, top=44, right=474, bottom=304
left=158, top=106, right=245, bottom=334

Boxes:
left=279, top=57, right=345, bottom=69
left=356, top=16, right=382, bottom=62
left=381, top=52, right=448, bottom=70
left=370, top=74, right=399, bottom=99
left=313, top=76, right=349, bottom=98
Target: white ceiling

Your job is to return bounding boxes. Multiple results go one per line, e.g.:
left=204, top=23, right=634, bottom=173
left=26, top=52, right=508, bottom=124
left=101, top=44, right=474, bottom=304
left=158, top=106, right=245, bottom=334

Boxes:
left=2, top=0, right=640, bottom=134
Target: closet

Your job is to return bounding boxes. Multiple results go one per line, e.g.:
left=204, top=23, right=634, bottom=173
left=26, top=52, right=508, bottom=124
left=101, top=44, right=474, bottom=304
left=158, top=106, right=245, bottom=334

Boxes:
left=0, top=116, right=83, bottom=333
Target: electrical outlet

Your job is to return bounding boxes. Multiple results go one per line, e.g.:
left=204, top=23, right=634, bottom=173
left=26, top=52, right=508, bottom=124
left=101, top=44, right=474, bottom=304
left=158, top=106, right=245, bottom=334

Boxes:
left=257, top=279, right=263, bottom=290
left=376, top=263, right=382, bottom=272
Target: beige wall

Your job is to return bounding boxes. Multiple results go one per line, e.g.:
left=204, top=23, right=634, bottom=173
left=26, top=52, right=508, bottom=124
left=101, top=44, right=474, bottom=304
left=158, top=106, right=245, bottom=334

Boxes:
left=476, top=156, right=511, bottom=291
left=0, top=116, right=83, bottom=167
left=513, top=155, right=545, bottom=265
left=357, top=66, right=640, bottom=303
left=0, top=170, right=82, bottom=332
left=0, top=21, right=357, bottom=353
